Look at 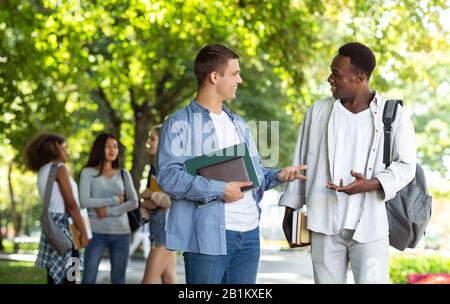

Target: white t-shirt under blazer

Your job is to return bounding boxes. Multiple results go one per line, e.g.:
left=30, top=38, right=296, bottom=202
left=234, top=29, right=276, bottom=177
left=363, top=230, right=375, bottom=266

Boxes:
left=332, top=101, right=374, bottom=230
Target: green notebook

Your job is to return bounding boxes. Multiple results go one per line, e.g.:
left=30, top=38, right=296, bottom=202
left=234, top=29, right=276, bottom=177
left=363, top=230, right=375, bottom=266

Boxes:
left=184, top=142, right=261, bottom=207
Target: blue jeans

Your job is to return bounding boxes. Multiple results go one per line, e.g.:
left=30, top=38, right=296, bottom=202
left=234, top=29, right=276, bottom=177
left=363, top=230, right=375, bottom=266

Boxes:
left=82, top=233, right=131, bottom=284
left=184, top=226, right=260, bottom=284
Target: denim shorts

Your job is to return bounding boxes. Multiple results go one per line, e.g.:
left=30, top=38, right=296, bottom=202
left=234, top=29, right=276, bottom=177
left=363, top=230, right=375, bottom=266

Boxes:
left=149, top=209, right=166, bottom=246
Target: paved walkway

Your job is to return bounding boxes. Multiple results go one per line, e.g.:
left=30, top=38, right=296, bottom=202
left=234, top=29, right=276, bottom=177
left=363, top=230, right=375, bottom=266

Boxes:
left=1, top=247, right=316, bottom=284
left=3, top=243, right=449, bottom=284
left=97, top=247, right=315, bottom=284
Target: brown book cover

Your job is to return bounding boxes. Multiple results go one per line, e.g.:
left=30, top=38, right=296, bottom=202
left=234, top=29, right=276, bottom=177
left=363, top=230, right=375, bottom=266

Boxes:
left=150, top=175, right=161, bottom=192
left=197, top=157, right=252, bottom=191
left=68, top=209, right=92, bottom=249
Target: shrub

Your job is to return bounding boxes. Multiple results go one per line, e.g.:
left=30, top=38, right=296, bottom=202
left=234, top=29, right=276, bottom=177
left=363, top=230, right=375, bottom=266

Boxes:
left=390, top=255, right=450, bottom=284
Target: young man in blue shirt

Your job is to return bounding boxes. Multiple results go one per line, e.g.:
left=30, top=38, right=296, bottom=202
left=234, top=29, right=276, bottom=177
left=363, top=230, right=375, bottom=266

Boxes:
left=157, top=43, right=307, bottom=284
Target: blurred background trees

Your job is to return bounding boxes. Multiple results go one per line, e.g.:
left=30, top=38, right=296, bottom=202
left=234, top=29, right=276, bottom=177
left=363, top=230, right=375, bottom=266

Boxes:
left=0, top=0, right=449, bottom=249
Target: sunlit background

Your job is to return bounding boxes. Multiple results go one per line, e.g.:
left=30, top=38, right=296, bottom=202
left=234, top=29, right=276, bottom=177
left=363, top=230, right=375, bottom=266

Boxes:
left=1, top=0, right=449, bottom=283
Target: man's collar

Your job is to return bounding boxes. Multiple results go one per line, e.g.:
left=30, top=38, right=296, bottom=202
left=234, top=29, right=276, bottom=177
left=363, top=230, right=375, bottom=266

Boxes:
left=335, top=90, right=380, bottom=106
left=189, top=99, right=209, bottom=113
left=189, top=99, right=236, bottom=120
left=371, top=90, right=380, bottom=106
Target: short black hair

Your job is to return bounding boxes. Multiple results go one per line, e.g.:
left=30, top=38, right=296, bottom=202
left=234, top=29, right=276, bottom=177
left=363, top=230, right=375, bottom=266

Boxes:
left=194, top=44, right=239, bottom=87
left=338, top=42, right=376, bottom=79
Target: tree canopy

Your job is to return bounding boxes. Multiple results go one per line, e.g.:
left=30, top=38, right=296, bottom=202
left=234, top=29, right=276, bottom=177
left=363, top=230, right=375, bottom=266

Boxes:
left=0, top=0, right=449, bottom=238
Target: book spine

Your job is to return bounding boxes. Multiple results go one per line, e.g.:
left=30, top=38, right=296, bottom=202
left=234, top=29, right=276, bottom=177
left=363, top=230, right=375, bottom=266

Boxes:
left=291, top=210, right=299, bottom=244
left=244, top=143, right=261, bottom=188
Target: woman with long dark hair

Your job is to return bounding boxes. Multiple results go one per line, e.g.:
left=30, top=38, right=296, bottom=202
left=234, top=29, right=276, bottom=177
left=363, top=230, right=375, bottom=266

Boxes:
left=24, top=132, right=90, bottom=284
left=80, top=132, right=138, bottom=284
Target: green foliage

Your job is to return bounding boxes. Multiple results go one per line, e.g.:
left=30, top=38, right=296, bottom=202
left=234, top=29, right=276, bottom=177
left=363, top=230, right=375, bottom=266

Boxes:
left=0, top=0, right=449, bottom=234
left=387, top=52, right=450, bottom=176
left=1, top=239, right=39, bottom=254
left=1, top=0, right=448, bottom=176
left=389, top=255, right=450, bottom=284
left=0, top=141, right=42, bottom=237
left=0, top=1, right=72, bottom=155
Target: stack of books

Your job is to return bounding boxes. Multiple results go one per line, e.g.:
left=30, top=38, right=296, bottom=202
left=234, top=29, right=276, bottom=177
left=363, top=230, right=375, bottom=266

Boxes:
left=291, top=208, right=310, bottom=246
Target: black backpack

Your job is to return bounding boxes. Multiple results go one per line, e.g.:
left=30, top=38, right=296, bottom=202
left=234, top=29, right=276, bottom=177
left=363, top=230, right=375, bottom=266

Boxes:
left=383, top=100, right=432, bottom=251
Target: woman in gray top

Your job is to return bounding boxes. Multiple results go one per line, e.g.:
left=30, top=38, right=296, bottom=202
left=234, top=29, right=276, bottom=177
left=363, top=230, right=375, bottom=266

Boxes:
left=80, top=133, right=138, bottom=284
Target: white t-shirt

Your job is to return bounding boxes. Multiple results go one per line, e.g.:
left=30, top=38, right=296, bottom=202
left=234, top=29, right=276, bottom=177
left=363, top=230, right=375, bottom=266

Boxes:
left=37, top=162, right=80, bottom=213
left=209, top=111, right=259, bottom=232
left=332, top=101, right=373, bottom=230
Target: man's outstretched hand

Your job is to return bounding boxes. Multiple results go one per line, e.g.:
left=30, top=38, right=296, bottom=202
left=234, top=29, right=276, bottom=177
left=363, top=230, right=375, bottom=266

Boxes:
left=277, top=165, right=308, bottom=182
left=327, top=170, right=381, bottom=195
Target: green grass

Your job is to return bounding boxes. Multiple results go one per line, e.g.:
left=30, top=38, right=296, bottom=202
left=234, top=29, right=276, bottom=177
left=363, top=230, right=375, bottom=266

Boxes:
left=0, top=260, right=46, bottom=284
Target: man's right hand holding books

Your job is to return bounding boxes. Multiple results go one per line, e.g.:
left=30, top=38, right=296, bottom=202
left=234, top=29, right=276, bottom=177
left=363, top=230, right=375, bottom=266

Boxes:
left=224, top=181, right=253, bottom=203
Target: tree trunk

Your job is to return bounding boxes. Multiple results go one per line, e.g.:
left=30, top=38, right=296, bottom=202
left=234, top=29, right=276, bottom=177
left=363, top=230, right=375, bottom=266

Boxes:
left=130, top=90, right=153, bottom=193
left=130, top=121, right=152, bottom=193
left=24, top=210, right=31, bottom=236
left=0, top=211, right=4, bottom=252
left=8, top=161, right=21, bottom=252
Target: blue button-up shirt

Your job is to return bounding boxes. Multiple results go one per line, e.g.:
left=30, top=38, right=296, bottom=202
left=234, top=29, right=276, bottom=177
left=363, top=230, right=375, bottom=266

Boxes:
left=156, top=99, right=281, bottom=255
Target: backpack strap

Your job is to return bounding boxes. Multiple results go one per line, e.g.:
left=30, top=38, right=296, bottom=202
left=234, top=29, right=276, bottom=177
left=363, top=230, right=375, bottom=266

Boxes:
left=43, top=162, right=60, bottom=211
left=120, top=169, right=142, bottom=208
left=119, top=169, right=128, bottom=202
left=382, top=100, right=403, bottom=167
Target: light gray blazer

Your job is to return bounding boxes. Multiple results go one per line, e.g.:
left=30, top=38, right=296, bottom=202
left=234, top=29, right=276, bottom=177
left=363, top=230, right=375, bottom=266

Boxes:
left=279, top=92, right=416, bottom=243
